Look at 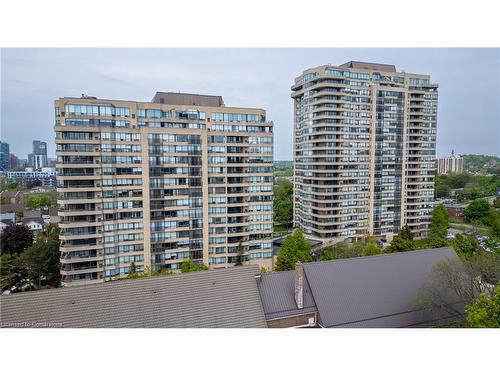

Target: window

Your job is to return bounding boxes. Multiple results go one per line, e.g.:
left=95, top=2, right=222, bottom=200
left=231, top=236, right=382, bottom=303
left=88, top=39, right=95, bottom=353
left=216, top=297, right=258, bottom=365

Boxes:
left=146, top=109, right=161, bottom=118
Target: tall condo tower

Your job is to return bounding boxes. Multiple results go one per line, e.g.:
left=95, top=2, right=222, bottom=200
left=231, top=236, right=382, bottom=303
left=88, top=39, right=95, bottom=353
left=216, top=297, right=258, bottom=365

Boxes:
left=292, top=61, right=437, bottom=242
left=55, top=92, right=273, bottom=285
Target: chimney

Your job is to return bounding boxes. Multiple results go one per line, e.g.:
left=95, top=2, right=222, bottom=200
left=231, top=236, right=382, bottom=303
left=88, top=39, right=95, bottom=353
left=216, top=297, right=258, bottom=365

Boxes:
left=294, top=262, right=304, bottom=309
left=254, top=274, right=262, bottom=285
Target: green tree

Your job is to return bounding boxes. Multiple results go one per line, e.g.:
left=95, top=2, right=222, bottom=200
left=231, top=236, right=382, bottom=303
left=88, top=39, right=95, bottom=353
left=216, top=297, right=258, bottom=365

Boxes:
left=274, top=200, right=293, bottom=226
left=399, top=225, right=414, bottom=241
left=386, top=234, right=416, bottom=253
left=275, top=229, right=312, bottom=271
left=273, top=179, right=293, bottom=226
left=234, top=241, right=244, bottom=266
left=319, top=241, right=363, bottom=261
left=25, top=195, right=42, bottom=209
left=462, top=154, right=500, bottom=174
left=0, top=253, right=29, bottom=293
left=435, top=183, right=451, bottom=198
left=0, top=224, right=34, bottom=255
left=466, top=285, right=500, bottom=328
left=451, top=234, right=479, bottom=258
left=21, top=224, right=61, bottom=288
left=40, top=193, right=52, bottom=208
left=429, top=204, right=449, bottom=240
left=490, top=212, right=500, bottom=240
left=180, top=259, right=209, bottom=273
left=464, top=198, right=491, bottom=224
left=319, top=246, right=335, bottom=261
left=0, top=181, right=22, bottom=191
left=362, top=237, right=382, bottom=256
left=416, top=251, right=499, bottom=325
left=129, top=262, right=137, bottom=275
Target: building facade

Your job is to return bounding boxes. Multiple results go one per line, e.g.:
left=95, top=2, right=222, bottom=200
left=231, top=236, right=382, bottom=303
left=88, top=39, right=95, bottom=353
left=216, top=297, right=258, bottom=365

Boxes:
left=28, top=140, right=49, bottom=170
left=9, top=154, right=19, bottom=169
left=0, top=141, right=10, bottom=171
left=437, top=151, right=463, bottom=174
left=292, top=61, right=438, bottom=241
left=55, top=92, right=273, bottom=285
left=6, top=167, right=57, bottom=187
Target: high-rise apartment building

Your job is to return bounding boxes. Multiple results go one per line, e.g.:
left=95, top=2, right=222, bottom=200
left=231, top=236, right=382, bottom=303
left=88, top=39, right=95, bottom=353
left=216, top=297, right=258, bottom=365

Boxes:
left=28, top=140, right=48, bottom=170
left=292, top=61, right=438, bottom=241
left=9, top=154, right=19, bottom=169
left=55, top=92, right=273, bottom=285
left=0, top=141, right=10, bottom=171
left=438, top=150, right=463, bottom=174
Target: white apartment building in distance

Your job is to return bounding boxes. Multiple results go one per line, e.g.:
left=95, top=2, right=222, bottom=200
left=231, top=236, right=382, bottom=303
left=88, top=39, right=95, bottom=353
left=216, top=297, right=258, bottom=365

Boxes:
left=438, top=150, right=464, bottom=174
left=55, top=92, right=273, bottom=285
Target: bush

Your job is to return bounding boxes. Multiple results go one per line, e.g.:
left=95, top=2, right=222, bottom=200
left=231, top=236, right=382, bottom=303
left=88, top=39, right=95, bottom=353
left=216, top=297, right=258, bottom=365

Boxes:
left=466, top=285, right=500, bottom=328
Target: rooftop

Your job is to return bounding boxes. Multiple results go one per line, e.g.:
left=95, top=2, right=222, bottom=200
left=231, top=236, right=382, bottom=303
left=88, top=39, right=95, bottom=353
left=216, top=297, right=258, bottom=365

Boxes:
left=258, top=247, right=462, bottom=328
left=152, top=92, right=225, bottom=107
left=0, top=265, right=266, bottom=328
left=258, top=270, right=317, bottom=321
left=339, top=60, right=397, bottom=72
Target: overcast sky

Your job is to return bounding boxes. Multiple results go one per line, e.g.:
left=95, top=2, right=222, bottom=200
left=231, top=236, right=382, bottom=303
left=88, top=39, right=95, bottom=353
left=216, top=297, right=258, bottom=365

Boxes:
left=1, top=48, right=499, bottom=160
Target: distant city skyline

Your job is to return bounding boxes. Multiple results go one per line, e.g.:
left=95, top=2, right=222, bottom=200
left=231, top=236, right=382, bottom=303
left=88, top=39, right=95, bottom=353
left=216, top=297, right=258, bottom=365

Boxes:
left=1, top=48, right=499, bottom=159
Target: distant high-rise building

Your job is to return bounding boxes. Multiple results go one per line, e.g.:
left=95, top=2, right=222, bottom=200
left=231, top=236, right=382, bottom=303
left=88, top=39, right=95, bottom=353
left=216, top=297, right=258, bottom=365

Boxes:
left=9, top=154, right=18, bottom=169
left=292, top=61, right=438, bottom=241
left=17, top=159, right=28, bottom=168
left=28, top=140, right=48, bottom=170
left=0, top=142, right=10, bottom=171
left=55, top=92, right=273, bottom=285
left=438, top=150, right=464, bottom=174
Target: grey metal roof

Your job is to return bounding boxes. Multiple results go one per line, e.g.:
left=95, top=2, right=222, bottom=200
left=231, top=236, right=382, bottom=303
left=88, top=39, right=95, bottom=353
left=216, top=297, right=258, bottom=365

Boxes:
left=303, top=247, right=461, bottom=327
left=151, top=92, right=224, bottom=107
left=339, top=61, right=397, bottom=72
left=258, top=271, right=317, bottom=320
left=0, top=266, right=267, bottom=328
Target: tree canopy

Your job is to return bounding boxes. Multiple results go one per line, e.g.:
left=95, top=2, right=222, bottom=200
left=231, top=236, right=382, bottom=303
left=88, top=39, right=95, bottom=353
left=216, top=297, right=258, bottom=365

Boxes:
left=429, top=204, right=449, bottom=240
left=180, top=259, right=209, bottom=273
left=386, top=234, right=416, bottom=253
left=275, top=229, right=312, bottom=271
left=25, top=193, right=53, bottom=210
left=451, top=234, right=479, bottom=258
left=416, top=251, right=499, bottom=325
left=466, top=285, right=500, bottom=328
left=234, top=241, right=244, bottom=266
left=1, top=224, right=60, bottom=292
left=319, top=237, right=380, bottom=261
left=0, top=224, right=34, bottom=255
left=434, top=166, right=500, bottom=201
left=21, top=225, right=61, bottom=288
left=362, top=237, right=382, bottom=256
left=273, top=179, right=293, bottom=226
left=464, top=198, right=491, bottom=224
